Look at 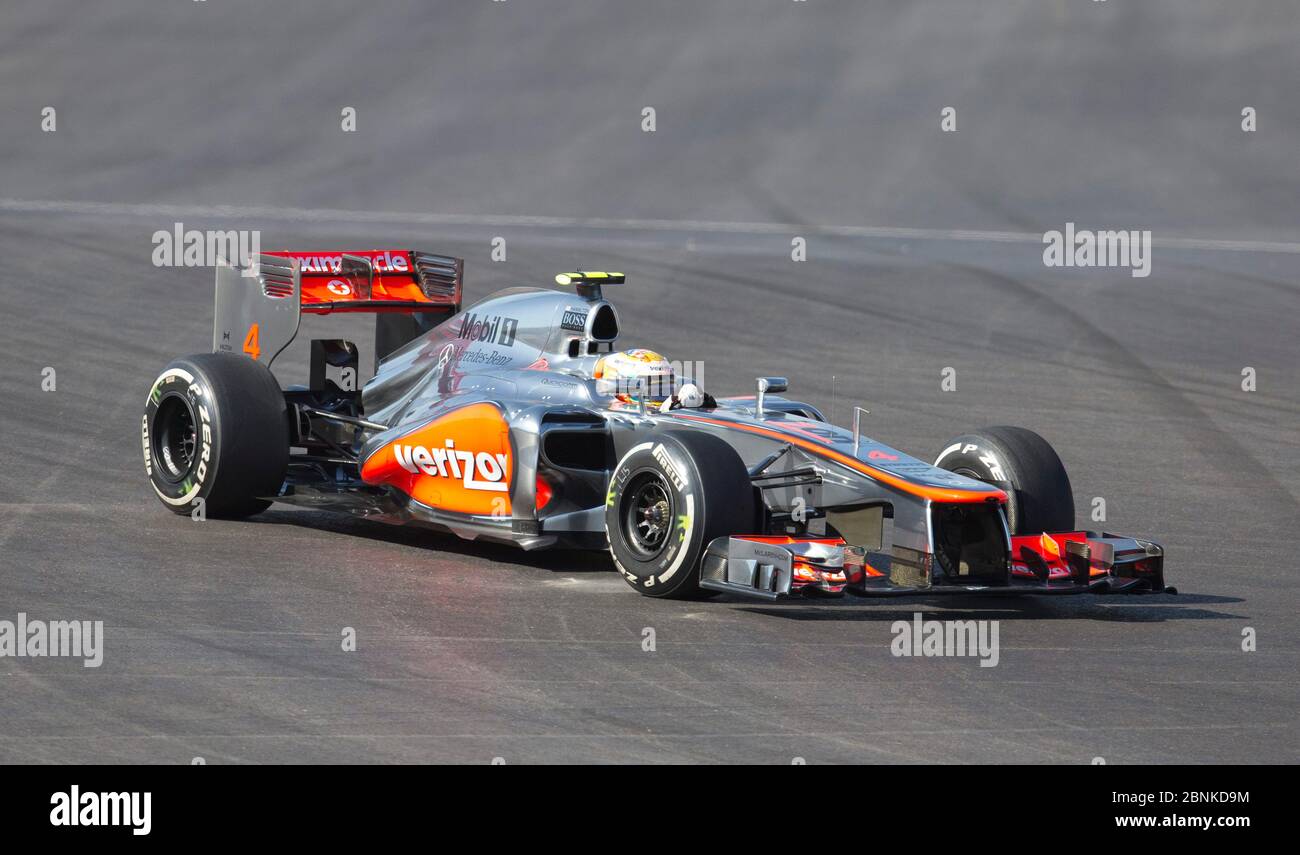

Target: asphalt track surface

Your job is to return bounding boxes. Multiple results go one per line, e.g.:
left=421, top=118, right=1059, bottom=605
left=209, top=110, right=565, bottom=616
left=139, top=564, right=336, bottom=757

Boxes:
left=1, top=1, right=1297, bottom=763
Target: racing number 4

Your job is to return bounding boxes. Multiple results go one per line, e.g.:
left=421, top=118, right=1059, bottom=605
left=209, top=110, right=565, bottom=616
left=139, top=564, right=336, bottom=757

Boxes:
left=243, top=323, right=261, bottom=360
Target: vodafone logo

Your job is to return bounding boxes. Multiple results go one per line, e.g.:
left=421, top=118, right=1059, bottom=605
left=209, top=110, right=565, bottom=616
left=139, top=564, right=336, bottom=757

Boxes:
left=394, top=439, right=508, bottom=492
left=867, top=449, right=899, bottom=461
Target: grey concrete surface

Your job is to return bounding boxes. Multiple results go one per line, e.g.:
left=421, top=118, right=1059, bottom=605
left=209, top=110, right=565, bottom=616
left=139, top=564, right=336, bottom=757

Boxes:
left=0, top=0, right=1296, bottom=763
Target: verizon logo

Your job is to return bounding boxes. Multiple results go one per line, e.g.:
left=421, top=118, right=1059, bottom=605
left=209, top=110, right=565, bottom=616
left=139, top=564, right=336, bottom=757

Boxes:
left=394, top=440, right=509, bottom=491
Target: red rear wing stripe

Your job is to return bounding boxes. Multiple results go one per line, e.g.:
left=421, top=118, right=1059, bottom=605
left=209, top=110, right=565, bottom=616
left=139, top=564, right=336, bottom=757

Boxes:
left=263, top=250, right=461, bottom=313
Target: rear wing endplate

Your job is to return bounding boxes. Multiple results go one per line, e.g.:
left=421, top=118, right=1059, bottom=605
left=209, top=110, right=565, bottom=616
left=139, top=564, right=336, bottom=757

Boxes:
left=213, top=253, right=302, bottom=366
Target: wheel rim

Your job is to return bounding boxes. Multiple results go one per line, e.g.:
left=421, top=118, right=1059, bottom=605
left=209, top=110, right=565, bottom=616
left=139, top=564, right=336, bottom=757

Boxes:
left=154, top=394, right=198, bottom=482
left=621, top=471, right=674, bottom=558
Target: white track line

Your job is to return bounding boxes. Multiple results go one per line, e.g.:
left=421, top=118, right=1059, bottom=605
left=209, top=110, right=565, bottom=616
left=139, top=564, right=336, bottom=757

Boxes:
left=4, top=196, right=1299, bottom=254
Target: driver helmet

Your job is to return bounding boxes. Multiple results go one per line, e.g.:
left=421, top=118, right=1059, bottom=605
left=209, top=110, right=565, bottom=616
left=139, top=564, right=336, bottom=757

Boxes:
left=594, top=348, right=675, bottom=403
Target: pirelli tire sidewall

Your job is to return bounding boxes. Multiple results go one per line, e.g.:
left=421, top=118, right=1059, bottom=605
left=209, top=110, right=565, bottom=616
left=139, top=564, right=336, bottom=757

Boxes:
left=606, top=430, right=754, bottom=599
left=933, top=426, right=1075, bottom=535
left=142, top=352, right=289, bottom=518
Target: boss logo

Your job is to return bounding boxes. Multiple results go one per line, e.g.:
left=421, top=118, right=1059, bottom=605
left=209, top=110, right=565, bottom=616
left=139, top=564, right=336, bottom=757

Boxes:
left=560, top=309, right=588, bottom=332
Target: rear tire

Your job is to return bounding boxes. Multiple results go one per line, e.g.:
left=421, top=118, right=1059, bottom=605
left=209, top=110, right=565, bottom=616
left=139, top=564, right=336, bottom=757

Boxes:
left=606, top=430, right=755, bottom=598
left=142, top=352, right=289, bottom=518
left=934, top=426, right=1074, bottom=534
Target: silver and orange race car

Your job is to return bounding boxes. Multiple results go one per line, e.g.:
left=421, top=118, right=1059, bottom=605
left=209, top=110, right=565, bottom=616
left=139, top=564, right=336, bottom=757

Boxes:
left=141, top=249, right=1172, bottom=601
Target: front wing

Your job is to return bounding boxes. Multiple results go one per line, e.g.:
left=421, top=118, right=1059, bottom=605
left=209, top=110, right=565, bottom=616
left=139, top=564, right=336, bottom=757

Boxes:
left=699, top=531, right=1171, bottom=601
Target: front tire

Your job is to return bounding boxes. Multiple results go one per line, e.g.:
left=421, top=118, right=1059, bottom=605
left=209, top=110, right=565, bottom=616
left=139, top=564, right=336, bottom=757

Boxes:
left=142, top=352, right=289, bottom=518
left=934, top=426, right=1075, bottom=534
left=606, top=430, right=755, bottom=598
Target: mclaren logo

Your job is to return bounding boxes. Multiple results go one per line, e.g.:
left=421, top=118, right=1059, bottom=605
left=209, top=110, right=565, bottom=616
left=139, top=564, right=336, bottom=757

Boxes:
left=394, top=440, right=509, bottom=492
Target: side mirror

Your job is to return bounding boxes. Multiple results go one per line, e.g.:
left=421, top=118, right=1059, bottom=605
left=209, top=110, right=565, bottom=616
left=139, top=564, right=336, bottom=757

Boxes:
left=755, top=376, right=788, bottom=418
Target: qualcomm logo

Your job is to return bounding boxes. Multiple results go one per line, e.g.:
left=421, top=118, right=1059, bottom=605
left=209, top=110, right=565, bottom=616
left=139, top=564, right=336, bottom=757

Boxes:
left=394, top=440, right=509, bottom=491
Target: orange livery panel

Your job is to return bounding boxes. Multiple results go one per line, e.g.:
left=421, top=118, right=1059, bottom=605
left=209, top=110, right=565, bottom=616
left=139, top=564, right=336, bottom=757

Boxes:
left=360, top=402, right=514, bottom=516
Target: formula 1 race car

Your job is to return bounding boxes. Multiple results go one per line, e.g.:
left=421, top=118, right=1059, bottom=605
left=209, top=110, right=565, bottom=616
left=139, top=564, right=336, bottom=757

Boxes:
left=141, top=249, right=1172, bottom=601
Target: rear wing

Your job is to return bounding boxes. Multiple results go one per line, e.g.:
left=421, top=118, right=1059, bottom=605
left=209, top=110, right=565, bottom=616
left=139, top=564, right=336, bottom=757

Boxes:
left=213, top=250, right=463, bottom=367
left=263, top=249, right=461, bottom=313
